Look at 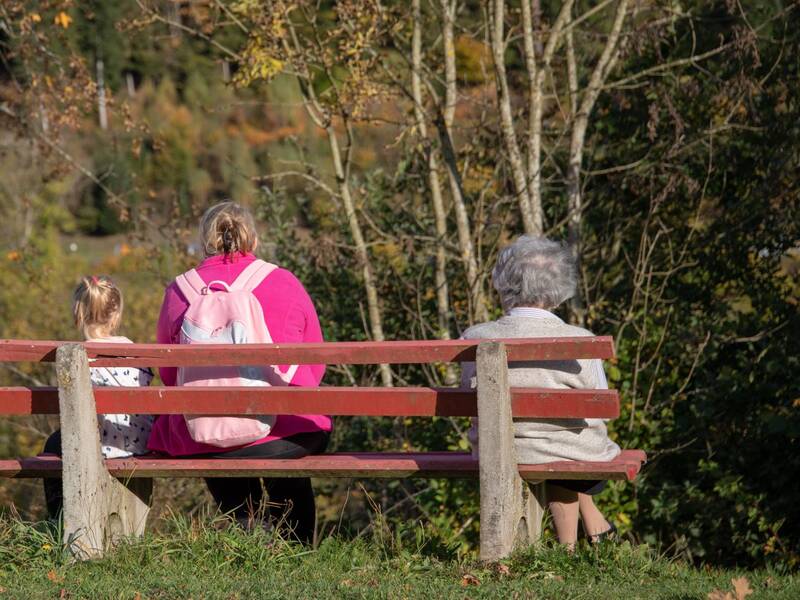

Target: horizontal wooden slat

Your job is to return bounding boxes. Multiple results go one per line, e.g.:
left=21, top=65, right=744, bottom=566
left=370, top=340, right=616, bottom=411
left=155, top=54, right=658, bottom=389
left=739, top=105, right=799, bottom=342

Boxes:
left=0, top=387, right=619, bottom=418
left=0, top=337, right=615, bottom=366
left=0, top=450, right=646, bottom=480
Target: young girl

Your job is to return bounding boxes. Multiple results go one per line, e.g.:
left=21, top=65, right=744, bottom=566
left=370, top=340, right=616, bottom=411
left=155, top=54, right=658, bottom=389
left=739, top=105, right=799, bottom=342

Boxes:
left=42, top=275, right=154, bottom=517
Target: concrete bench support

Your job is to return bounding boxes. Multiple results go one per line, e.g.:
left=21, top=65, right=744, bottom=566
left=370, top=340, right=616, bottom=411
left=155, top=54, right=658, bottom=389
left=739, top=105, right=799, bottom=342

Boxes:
left=56, top=344, right=152, bottom=558
left=477, top=341, right=545, bottom=562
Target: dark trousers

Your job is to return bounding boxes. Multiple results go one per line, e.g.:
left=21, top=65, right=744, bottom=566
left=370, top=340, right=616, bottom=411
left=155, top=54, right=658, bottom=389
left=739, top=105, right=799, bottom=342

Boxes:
left=41, top=429, right=330, bottom=545
left=203, top=431, right=329, bottom=544
left=41, top=430, right=64, bottom=519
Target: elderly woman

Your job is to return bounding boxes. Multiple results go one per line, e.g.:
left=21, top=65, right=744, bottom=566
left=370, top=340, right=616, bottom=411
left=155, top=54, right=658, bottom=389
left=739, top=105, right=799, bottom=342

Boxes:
left=461, top=236, right=620, bottom=548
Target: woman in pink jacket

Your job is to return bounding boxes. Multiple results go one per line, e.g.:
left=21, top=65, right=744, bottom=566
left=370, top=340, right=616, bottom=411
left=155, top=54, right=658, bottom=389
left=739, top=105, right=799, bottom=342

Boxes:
left=149, top=201, right=330, bottom=543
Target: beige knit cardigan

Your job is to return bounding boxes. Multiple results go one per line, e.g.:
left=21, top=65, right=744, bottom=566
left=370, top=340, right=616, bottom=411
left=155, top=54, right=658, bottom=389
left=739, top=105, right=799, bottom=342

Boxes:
left=461, top=311, right=621, bottom=464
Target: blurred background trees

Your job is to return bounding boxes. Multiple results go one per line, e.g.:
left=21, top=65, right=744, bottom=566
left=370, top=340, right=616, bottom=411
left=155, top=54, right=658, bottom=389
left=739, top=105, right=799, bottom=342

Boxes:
left=0, top=0, right=797, bottom=568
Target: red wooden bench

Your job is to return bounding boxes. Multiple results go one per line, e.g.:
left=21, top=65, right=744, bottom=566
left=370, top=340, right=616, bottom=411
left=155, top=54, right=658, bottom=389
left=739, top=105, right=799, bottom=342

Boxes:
left=0, top=338, right=645, bottom=560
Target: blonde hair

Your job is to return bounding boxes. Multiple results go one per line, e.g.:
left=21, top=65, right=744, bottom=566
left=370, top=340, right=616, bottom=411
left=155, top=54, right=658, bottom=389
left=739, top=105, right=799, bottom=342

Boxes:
left=200, top=201, right=258, bottom=258
left=73, top=276, right=123, bottom=340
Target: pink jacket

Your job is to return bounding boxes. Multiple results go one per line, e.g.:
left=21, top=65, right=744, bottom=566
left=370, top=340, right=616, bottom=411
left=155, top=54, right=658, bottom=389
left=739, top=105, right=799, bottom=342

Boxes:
left=147, top=252, right=331, bottom=456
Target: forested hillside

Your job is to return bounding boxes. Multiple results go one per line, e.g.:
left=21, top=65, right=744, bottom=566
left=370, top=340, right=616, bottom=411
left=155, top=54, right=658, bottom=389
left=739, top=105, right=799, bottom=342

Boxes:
left=0, top=0, right=798, bottom=568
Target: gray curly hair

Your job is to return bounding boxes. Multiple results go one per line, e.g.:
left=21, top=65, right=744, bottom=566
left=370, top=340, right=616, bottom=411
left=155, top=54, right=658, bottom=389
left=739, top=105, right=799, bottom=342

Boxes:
left=492, top=236, right=577, bottom=310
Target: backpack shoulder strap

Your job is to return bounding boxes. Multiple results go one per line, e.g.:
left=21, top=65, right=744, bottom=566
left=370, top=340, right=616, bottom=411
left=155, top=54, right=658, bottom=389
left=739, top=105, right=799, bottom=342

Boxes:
left=174, top=268, right=206, bottom=303
left=231, top=259, right=278, bottom=293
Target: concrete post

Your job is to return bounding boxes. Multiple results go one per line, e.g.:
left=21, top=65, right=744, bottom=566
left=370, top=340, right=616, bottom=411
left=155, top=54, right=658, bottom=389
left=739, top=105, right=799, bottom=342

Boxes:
left=56, top=344, right=151, bottom=558
left=476, top=341, right=543, bottom=562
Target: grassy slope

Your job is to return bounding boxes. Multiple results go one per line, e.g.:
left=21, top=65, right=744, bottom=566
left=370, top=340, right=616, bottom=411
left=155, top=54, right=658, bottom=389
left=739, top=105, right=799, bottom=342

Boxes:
left=0, top=518, right=797, bottom=600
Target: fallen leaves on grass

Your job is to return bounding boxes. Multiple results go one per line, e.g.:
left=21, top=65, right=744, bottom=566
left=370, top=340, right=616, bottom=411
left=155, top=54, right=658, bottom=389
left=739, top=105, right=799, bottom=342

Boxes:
left=47, top=570, right=64, bottom=584
left=708, top=576, right=753, bottom=600
left=733, top=577, right=753, bottom=599
left=461, top=573, right=480, bottom=586
left=493, top=564, right=511, bottom=576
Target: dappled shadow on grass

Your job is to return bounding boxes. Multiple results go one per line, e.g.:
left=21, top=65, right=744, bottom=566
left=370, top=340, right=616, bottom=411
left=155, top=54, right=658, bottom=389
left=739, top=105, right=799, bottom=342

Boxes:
left=0, top=514, right=797, bottom=599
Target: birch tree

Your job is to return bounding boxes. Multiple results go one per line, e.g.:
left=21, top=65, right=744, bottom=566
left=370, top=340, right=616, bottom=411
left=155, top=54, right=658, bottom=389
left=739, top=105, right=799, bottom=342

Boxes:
left=565, top=0, right=630, bottom=322
left=486, top=0, right=632, bottom=322
left=489, top=0, right=536, bottom=234
left=437, top=0, right=489, bottom=323
left=412, top=0, right=452, bottom=341
left=273, top=2, right=395, bottom=386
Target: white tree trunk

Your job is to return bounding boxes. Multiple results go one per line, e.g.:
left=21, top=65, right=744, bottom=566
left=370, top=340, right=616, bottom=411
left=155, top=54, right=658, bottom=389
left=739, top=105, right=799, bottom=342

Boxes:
left=96, top=57, right=108, bottom=131
left=520, top=0, right=544, bottom=237
left=489, top=0, right=535, bottom=235
left=440, top=0, right=488, bottom=323
left=125, top=72, right=136, bottom=97
left=521, top=0, right=574, bottom=238
left=326, top=127, right=393, bottom=387
left=413, top=0, right=452, bottom=342
left=282, top=21, right=393, bottom=385
left=567, top=0, right=630, bottom=324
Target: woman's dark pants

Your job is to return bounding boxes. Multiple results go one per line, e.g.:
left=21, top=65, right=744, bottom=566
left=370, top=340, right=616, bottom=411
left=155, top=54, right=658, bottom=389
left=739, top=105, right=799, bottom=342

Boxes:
left=204, top=430, right=329, bottom=545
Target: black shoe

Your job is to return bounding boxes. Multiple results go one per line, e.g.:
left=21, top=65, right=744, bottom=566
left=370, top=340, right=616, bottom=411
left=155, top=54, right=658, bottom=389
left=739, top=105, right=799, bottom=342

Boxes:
left=587, top=522, right=617, bottom=545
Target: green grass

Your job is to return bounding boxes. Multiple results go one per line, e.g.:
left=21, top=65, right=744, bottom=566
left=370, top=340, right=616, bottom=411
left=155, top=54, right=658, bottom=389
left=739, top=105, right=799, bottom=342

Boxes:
left=0, top=515, right=796, bottom=599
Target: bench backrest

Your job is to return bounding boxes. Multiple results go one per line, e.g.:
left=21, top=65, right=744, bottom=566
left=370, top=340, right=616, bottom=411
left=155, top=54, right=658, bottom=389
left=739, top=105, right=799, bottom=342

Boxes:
left=0, top=338, right=617, bottom=419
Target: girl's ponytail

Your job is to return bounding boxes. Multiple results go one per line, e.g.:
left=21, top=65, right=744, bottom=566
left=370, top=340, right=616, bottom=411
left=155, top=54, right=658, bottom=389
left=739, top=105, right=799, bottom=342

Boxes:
left=73, top=276, right=123, bottom=340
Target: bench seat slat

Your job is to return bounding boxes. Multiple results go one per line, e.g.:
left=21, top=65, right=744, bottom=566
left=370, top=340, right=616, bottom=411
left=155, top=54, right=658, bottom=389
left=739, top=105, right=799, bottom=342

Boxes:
left=0, top=387, right=619, bottom=418
left=0, top=337, right=615, bottom=366
left=0, top=450, right=645, bottom=481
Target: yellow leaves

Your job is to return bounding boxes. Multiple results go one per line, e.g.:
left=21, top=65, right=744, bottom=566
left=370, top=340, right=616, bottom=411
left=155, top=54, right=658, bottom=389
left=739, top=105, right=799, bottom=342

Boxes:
left=463, top=164, right=495, bottom=196
left=708, top=576, right=753, bottom=600
left=231, top=0, right=264, bottom=16
left=262, top=58, right=284, bottom=78
left=373, top=241, right=408, bottom=273
left=54, top=11, right=72, bottom=29
left=455, top=35, right=491, bottom=84
left=616, top=512, right=632, bottom=527
left=233, top=40, right=285, bottom=88
left=6, top=250, right=21, bottom=262
left=30, top=13, right=42, bottom=23
left=727, top=295, right=754, bottom=316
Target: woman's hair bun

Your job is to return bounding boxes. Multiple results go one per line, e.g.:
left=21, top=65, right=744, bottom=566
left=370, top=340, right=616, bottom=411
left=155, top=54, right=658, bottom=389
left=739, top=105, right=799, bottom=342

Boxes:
left=200, top=201, right=258, bottom=258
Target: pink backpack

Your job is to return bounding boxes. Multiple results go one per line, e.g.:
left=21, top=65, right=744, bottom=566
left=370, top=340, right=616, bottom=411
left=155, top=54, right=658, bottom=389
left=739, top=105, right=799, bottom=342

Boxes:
left=174, top=259, right=297, bottom=447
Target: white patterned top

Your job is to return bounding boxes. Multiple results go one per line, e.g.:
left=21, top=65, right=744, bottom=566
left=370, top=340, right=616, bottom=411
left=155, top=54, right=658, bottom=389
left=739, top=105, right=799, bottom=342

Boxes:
left=88, top=336, right=154, bottom=458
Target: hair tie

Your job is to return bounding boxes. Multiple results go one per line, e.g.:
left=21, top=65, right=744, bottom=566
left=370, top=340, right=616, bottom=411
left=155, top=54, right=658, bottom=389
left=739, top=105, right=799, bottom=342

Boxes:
left=222, top=229, right=235, bottom=253
left=90, top=276, right=99, bottom=284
